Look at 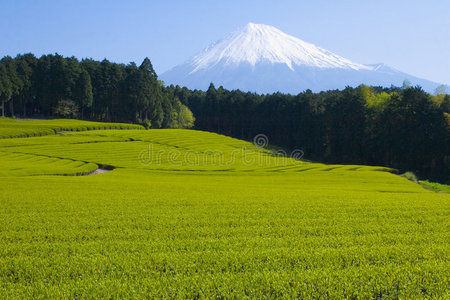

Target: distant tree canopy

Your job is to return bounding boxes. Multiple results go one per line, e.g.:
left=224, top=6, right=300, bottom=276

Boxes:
left=0, top=53, right=448, bottom=181
left=0, top=53, right=194, bottom=128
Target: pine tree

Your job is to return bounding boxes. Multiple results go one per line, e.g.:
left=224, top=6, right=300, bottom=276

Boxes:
left=15, top=53, right=37, bottom=116
left=1, top=56, right=23, bottom=116
left=0, top=63, right=12, bottom=117
left=73, top=70, right=93, bottom=119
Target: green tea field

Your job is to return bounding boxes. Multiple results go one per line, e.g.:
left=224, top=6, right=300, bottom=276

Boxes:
left=0, top=119, right=448, bottom=298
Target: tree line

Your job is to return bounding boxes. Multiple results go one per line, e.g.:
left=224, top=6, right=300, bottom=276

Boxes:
left=167, top=83, right=450, bottom=182
left=0, top=54, right=194, bottom=128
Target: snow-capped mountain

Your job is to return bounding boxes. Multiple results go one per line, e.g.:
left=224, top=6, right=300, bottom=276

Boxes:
left=161, top=23, right=445, bottom=94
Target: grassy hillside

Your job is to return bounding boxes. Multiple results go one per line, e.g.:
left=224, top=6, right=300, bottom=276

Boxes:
left=420, top=181, right=450, bottom=193
left=0, top=120, right=448, bottom=298
left=0, top=118, right=143, bottom=138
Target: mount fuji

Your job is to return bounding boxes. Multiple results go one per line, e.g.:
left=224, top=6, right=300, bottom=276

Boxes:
left=161, top=23, right=445, bottom=94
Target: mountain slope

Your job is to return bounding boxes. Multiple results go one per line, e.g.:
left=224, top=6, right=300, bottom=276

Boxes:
left=189, top=23, right=370, bottom=72
left=161, top=23, right=445, bottom=94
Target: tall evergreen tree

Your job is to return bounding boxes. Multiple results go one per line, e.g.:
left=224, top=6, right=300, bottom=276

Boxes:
left=138, top=58, right=164, bottom=127
left=15, top=53, right=37, bottom=116
left=0, top=63, right=12, bottom=117
left=1, top=56, right=22, bottom=116
left=73, top=70, right=93, bottom=119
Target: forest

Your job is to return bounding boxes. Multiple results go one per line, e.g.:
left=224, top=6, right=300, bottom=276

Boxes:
left=0, top=54, right=194, bottom=128
left=1, top=54, right=449, bottom=182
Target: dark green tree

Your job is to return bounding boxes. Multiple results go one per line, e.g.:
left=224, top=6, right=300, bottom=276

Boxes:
left=1, top=56, right=23, bottom=116
left=0, top=63, right=12, bottom=117
left=15, top=53, right=37, bottom=116
left=73, top=70, right=93, bottom=119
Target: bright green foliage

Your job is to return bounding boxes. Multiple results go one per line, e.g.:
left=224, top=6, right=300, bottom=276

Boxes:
left=0, top=152, right=98, bottom=176
left=360, top=85, right=392, bottom=108
left=0, top=118, right=143, bottom=138
left=420, top=180, right=450, bottom=193
left=0, top=120, right=448, bottom=298
left=401, top=171, right=418, bottom=182
left=170, top=104, right=195, bottom=129
left=53, top=100, right=79, bottom=118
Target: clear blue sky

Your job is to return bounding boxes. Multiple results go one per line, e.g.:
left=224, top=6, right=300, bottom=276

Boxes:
left=1, top=0, right=449, bottom=85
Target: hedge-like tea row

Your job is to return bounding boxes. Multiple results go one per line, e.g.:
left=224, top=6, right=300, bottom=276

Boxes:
left=0, top=118, right=144, bottom=139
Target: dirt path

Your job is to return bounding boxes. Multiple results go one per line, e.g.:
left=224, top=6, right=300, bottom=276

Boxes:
left=87, top=168, right=111, bottom=175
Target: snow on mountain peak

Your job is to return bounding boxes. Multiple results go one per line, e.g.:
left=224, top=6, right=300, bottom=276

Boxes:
left=189, top=23, right=372, bottom=73
left=161, top=23, right=443, bottom=94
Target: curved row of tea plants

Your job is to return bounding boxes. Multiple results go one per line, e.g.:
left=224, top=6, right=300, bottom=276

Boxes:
left=0, top=118, right=143, bottom=138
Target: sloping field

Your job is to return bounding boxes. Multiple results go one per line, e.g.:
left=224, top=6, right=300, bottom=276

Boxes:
left=0, top=118, right=143, bottom=138
left=0, top=121, right=448, bottom=298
